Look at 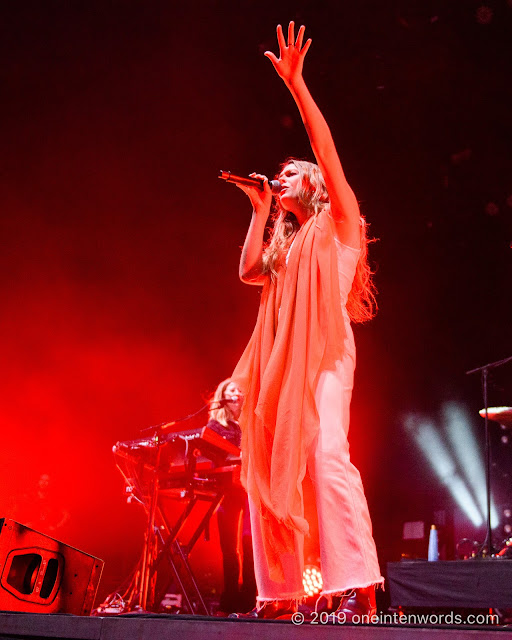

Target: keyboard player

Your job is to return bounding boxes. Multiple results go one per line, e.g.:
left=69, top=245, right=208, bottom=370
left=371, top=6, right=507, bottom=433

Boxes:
left=207, top=379, right=256, bottom=615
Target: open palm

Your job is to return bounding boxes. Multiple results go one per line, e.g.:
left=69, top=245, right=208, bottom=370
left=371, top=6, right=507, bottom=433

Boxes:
left=264, top=22, right=312, bottom=87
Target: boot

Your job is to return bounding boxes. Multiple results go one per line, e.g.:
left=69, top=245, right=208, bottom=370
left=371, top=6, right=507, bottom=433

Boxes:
left=229, top=599, right=298, bottom=620
left=332, top=586, right=376, bottom=623
left=313, top=594, right=341, bottom=614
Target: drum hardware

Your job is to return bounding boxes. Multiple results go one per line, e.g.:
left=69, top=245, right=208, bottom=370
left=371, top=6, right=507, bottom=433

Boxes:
left=497, top=538, right=512, bottom=558
left=478, top=406, right=512, bottom=428
left=467, top=353, right=512, bottom=557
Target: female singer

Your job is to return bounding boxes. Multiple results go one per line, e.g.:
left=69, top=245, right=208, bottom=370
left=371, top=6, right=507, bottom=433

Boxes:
left=230, top=22, right=383, bottom=620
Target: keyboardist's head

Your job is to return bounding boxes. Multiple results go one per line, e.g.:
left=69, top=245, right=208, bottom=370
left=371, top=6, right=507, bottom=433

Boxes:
left=209, top=378, right=244, bottom=425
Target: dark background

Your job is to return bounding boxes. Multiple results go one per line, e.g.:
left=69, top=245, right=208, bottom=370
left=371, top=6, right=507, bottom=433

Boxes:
left=0, top=0, right=511, bottom=606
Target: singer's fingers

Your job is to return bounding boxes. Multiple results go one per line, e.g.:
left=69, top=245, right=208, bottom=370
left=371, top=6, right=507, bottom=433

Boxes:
left=287, top=21, right=295, bottom=46
left=301, top=38, right=312, bottom=56
left=264, top=50, right=279, bottom=70
left=249, top=172, right=269, bottom=182
left=296, top=24, right=305, bottom=50
left=257, top=176, right=273, bottom=194
left=276, top=24, right=286, bottom=53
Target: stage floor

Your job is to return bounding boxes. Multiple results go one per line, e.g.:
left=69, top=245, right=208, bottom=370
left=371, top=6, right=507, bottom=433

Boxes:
left=0, top=612, right=511, bottom=640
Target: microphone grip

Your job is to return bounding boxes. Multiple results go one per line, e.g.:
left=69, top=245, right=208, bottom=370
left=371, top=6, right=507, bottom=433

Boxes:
left=219, top=170, right=281, bottom=194
left=220, top=171, right=262, bottom=188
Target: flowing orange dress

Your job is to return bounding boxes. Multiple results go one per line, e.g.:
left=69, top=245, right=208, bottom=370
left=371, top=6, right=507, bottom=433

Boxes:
left=233, top=208, right=383, bottom=598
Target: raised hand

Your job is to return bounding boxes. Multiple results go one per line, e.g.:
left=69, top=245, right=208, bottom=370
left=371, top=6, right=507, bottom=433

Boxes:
left=264, top=22, right=312, bottom=88
left=264, top=22, right=361, bottom=245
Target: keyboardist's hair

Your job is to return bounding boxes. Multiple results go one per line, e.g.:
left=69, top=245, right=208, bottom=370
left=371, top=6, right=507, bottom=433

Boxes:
left=208, top=378, right=235, bottom=426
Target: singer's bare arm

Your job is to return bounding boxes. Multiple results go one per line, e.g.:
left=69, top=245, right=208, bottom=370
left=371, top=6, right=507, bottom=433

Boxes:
left=237, top=173, right=272, bottom=285
left=265, top=23, right=361, bottom=249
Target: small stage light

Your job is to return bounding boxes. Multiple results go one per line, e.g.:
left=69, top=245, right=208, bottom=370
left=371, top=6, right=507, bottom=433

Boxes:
left=484, top=202, right=499, bottom=216
left=476, top=5, right=493, bottom=25
left=303, top=565, right=323, bottom=597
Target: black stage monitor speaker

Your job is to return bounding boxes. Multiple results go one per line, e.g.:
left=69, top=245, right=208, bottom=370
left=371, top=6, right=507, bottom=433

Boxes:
left=0, top=518, right=104, bottom=615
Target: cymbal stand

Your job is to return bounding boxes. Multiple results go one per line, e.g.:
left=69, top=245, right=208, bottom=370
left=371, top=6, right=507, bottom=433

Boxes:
left=466, top=354, right=512, bottom=556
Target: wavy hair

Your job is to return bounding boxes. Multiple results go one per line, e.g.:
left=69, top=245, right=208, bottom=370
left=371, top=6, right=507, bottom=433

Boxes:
left=262, top=158, right=377, bottom=323
left=208, top=378, right=236, bottom=426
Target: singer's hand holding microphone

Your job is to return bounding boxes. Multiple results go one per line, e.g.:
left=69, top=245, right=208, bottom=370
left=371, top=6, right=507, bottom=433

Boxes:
left=219, top=170, right=281, bottom=215
left=219, top=170, right=281, bottom=193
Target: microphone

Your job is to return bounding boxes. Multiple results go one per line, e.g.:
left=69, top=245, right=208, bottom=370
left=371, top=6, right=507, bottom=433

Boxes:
left=219, top=170, right=281, bottom=194
left=211, top=397, right=241, bottom=408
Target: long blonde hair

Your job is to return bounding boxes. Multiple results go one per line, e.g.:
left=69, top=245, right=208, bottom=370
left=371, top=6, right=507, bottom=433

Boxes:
left=208, top=378, right=236, bottom=427
left=262, top=158, right=377, bottom=323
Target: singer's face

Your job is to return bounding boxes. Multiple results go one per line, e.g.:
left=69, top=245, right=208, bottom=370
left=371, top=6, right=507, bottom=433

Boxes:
left=278, top=164, right=301, bottom=209
left=224, top=382, right=243, bottom=420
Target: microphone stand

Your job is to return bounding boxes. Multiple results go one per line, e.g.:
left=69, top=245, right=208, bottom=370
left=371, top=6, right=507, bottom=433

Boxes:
left=466, top=354, right=512, bottom=557
left=139, top=403, right=211, bottom=434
